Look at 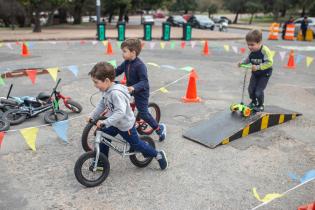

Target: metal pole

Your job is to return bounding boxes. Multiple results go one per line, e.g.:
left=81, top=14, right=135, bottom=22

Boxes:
left=96, top=0, right=101, bottom=24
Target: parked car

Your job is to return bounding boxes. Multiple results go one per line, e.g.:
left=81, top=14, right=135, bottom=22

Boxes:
left=153, top=13, right=165, bottom=18
left=212, top=16, right=232, bottom=24
left=187, top=15, right=215, bottom=30
left=293, top=17, right=315, bottom=36
left=141, top=15, right=154, bottom=25
left=182, top=14, right=192, bottom=21
left=166, top=15, right=187, bottom=27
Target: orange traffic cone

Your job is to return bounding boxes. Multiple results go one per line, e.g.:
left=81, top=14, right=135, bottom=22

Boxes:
left=203, top=40, right=209, bottom=55
left=285, top=50, right=296, bottom=69
left=120, top=74, right=126, bottom=85
left=182, top=70, right=201, bottom=103
left=106, top=41, right=113, bottom=55
left=21, top=42, right=30, bottom=57
left=298, top=201, right=315, bottom=210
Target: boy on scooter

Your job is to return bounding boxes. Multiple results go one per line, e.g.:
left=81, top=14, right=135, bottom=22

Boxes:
left=238, top=29, right=273, bottom=112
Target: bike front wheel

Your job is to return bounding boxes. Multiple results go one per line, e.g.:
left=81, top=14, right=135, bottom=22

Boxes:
left=74, top=151, right=110, bottom=187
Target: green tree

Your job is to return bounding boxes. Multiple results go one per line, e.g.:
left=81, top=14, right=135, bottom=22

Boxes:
left=223, top=0, right=246, bottom=24
left=170, top=0, right=197, bottom=14
left=245, top=1, right=263, bottom=24
left=207, top=3, right=218, bottom=18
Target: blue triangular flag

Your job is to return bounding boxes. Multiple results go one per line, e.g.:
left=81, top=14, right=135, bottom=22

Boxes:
left=300, top=170, right=315, bottom=183
left=52, top=120, right=69, bottom=143
left=67, top=65, right=79, bottom=77
left=296, top=54, right=304, bottom=64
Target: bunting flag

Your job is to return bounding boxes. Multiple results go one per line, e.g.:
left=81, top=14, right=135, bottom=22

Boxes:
left=67, top=65, right=79, bottom=77
left=190, top=41, right=196, bottom=49
left=296, top=54, right=304, bottom=64
left=108, top=60, right=117, bottom=68
left=159, top=87, right=169, bottom=93
left=52, top=120, right=69, bottom=143
left=252, top=188, right=282, bottom=203
left=149, top=42, right=156, bottom=49
left=0, top=132, right=5, bottom=149
left=50, top=41, right=57, bottom=45
left=116, top=41, right=122, bottom=48
left=47, top=67, right=59, bottom=82
left=224, top=45, right=230, bottom=52
left=20, top=127, right=39, bottom=151
left=170, top=41, right=176, bottom=49
left=0, top=42, right=3, bottom=47
left=26, top=42, right=34, bottom=50
left=160, top=65, right=177, bottom=70
left=232, top=46, right=238, bottom=54
left=26, top=69, right=37, bottom=84
left=279, top=51, right=287, bottom=61
left=180, top=66, right=194, bottom=72
left=6, top=43, right=13, bottom=50
left=160, top=42, right=166, bottom=49
left=240, top=47, right=246, bottom=54
left=92, top=41, right=98, bottom=45
left=102, top=41, right=108, bottom=46
left=147, top=62, right=160, bottom=68
left=270, top=50, right=276, bottom=59
left=0, top=76, right=5, bottom=86
left=80, top=40, right=86, bottom=45
left=289, top=170, right=315, bottom=183
left=306, top=56, right=314, bottom=67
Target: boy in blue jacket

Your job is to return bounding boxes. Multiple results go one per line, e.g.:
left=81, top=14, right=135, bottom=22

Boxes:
left=115, top=38, right=167, bottom=141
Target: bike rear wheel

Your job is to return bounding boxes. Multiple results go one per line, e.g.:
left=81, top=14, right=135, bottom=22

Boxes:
left=0, top=119, right=10, bottom=131
left=136, top=103, right=161, bottom=135
left=74, top=151, right=110, bottom=187
left=129, top=136, right=155, bottom=168
left=3, top=109, right=27, bottom=125
left=65, top=99, right=82, bottom=113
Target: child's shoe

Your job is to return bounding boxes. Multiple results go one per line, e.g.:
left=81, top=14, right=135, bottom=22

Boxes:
left=248, top=101, right=257, bottom=109
left=156, top=123, right=167, bottom=142
left=254, top=105, right=264, bottom=112
left=156, top=150, right=168, bottom=170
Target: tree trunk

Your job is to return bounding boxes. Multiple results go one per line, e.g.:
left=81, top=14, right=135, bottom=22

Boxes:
left=33, top=6, right=41, bottom=32
left=118, top=6, right=125, bottom=22
left=233, top=12, right=239, bottom=24
left=109, top=12, right=113, bottom=23
left=249, top=13, right=254, bottom=24
left=280, top=9, right=286, bottom=17
left=73, top=0, right=85, bottom=25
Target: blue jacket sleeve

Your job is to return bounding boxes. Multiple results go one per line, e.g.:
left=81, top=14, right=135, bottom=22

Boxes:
left=132, top=64, right=149, bottom=93
left=115, top=62, right=125, bottom=77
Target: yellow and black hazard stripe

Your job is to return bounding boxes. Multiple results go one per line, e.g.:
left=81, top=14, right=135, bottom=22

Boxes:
left=221, top=113, right=301, bottom=145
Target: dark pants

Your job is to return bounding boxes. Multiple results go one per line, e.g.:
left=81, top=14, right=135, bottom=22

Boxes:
left=100, top=126, right=158, bottom=157
left=302, top=29, right=307, bottom=40
left=248, top=74, right=271, bottom=106
left=135, top=96, right=159, bottom=130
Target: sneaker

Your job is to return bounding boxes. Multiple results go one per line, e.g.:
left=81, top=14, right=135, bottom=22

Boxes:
left=156, top=123, right=167, bottom=142
left=254, top=105, right=264, bottom=112
left=248, top=101, right=257, bottom=109
left=156, top=150, right=168, bottom=170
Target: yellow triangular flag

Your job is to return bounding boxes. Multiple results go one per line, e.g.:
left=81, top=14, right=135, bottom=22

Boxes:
left=20, top=127, right=39, bottom=151
left=270, top=50, right=276, bottom=58
left=252, top=188, right=282, bottom=203
left=160, top=42, right=166, bottom=49
left=200, top=40, right=205, bottom=45
left=147, top=62, right=160, bottom=68
left=306, top=56, right=314, bottom=67
left=0, top=42, right=3, bottom=47
left=159, top=87, right=169, bottom=93
left=102, top=41, right=108, bottom=46
left=47, top=67, right=59, bottom=82
left=224, top=45, right=230, bottom=52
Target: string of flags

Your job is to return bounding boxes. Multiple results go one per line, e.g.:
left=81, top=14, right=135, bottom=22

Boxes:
left=0, top=66, right=193, bottom=151
left=251, top=169, right=315, bottom=207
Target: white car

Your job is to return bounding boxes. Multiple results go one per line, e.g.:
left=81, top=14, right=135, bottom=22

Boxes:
left=141, top=15, right=154, bottom=25
left=293, top=17, right=315, bottom=36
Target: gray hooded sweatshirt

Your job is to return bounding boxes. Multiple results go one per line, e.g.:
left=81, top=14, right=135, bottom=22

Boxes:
left=89, top=84, right=135, bottom=131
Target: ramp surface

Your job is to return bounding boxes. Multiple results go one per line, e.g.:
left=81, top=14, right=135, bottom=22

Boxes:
left=183, top=106, right=302, bottom=148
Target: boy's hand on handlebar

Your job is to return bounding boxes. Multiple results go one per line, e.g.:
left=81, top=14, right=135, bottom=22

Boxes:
left=86, top=117, right=92, bottom=123
left=96, top=121, right=105, bottom=128
left=127, top=86, right=135, bottom=93
left=252, top=65, right=257, bottom=71
left=238, top=62, right=242, bottom=67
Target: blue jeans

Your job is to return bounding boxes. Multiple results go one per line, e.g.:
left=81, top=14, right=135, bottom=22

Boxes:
left=100, top=125, right=158, bottom=157
left=135, top=96, right=159, bottom=130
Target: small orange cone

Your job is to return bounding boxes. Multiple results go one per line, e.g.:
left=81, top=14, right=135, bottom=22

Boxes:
left=182, top=70, right=201, bottom=103
left=21, top=42, right=30, bottom=57
left=120, top=74, right=126, bottom=85
left=181, top=41, right=186, bottom=49
left=285, top=50, right=296, bottom=69
left=141, top=42, right=145, bottom=49
left=203, top=40, right=209, bottom=55
left=106, top=41, right=113, bottom=55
